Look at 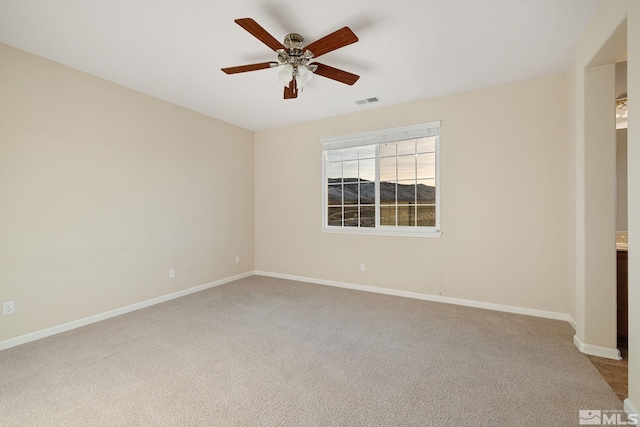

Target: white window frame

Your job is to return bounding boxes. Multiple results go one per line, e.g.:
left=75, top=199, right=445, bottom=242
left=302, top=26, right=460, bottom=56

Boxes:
left=321, top=121, right=441, bottom=237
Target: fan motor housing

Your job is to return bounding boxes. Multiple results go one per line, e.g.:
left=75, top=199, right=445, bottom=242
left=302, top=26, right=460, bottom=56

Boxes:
left=284, top=33, right=304, bottom=55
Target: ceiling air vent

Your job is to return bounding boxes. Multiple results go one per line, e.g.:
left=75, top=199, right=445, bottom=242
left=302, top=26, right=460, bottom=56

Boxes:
left=355, top=97, right=380, bottom=105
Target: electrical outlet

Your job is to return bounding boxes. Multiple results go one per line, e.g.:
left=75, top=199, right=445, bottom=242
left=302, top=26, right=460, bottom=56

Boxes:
left=169, top=269, right=176, bottom=279
left=3, top=301, right=14, bottom=315
left=236, top=256, right=240, bottom=264
left=360, top=263, right=366, bottom=272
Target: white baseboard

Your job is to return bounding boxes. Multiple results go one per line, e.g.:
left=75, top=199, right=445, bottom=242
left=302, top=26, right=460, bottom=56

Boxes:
left=254, top=270, right=571, bottom=322
left=0, top=271, right=254, bottom=352
left=0, top=270, right=601, bottom=360
left=625, top=398, right=638, bottom=418
left=573, top=335, right=622, bottom=360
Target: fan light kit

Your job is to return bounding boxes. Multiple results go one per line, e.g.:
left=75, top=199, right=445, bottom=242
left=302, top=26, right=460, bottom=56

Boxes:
left=276, top=33, right=315, bottom=88
left=222, top=18, right=360, bottom=99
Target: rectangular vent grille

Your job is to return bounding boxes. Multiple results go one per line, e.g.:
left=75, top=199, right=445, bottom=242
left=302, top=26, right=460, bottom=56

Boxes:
left=355, top=97, right=380, bottom=105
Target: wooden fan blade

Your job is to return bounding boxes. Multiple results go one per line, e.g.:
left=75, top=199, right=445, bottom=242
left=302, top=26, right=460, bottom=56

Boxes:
left=235, top=18, right=286, bottom=52
left=221, top=62, right=276, bottom=74
left=305, top=27, right=358, bottom=58
left=313, top=63, right=360, bottom=85
left=284, top=79, right=298, bottom=99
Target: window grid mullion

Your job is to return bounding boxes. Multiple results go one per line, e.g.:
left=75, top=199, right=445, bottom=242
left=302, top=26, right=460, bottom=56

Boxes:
left=395, top=153, right=398, bottom=227
left=414, top=150, right=418, bottom=226
left=341, top=160, right=345, bottom=227
left=375, top=144, right=381, bottom=228
left=357, top=156, right=361, bottom=228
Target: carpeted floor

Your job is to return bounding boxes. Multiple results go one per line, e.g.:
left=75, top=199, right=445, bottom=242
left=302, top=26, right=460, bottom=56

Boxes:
left=0, top=275, right=624, bottom=426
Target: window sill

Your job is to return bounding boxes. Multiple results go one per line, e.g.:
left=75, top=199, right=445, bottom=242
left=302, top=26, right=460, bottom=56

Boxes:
left=321, top=227, right=442, bottom=238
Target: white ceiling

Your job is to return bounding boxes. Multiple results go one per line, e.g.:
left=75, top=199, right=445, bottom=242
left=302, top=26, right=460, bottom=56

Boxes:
left=0, top=0, right=603, bottom=131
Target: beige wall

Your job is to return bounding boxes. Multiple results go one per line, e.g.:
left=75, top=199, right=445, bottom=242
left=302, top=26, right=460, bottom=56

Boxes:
left=584, top=63, right=618, bottom=349
left=0, top=43, right=255, bottom=341
left=575, top=0, right=638, bottom=412
left=255, top=73, right=569, bottom=314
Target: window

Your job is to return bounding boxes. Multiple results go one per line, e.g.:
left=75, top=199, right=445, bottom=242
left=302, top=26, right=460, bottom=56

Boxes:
left=322, top=121, right=440, bottom=236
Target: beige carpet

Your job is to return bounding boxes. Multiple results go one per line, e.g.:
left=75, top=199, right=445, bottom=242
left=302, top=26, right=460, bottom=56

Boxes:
left=0, top=275, right=623, bottom=426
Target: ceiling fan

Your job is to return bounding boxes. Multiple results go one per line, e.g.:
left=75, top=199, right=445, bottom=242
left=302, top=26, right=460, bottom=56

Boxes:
left=221, top=18, right=360, bottom=99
